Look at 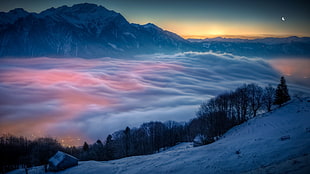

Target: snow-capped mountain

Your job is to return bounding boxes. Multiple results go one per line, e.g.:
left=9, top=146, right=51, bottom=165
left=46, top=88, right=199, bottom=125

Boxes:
left=0, top=8, right=30, bottom=25
left=0, top=3, right=309, bottom=58
left=0, top=3, right=192, bottom=58
left=8, top=97, right=310, bottom=174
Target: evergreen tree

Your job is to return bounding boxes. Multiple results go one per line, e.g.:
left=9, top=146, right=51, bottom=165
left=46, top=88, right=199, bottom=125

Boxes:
left=274, top=76, right=290, bottom=106
left=93, top=140, right=104, bottom=160
left=82, top=142, right=89, bottom=151
left=105, top=135, right=114, bottom=160
left=124, top=127, right=131, bottom=157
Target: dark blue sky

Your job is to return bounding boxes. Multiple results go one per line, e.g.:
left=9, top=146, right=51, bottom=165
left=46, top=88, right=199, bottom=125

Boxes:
left=1, top=0, right=309, bottom=38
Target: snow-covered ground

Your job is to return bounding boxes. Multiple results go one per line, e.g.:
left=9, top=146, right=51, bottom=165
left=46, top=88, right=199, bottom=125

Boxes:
left=9, top=98, right=310, bottom=174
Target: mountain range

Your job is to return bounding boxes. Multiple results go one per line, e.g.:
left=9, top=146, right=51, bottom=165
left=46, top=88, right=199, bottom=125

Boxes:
left=189, top=36, right=310, bottom=58
left=0, top=3, right=310, bottom=58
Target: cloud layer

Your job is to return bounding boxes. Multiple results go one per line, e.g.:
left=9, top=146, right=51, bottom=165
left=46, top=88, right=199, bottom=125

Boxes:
left=0, top=53, right=308, bottom=145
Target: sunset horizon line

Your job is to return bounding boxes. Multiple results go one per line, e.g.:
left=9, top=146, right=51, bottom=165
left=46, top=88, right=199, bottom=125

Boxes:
left=181, top=34, right=310, bottom=40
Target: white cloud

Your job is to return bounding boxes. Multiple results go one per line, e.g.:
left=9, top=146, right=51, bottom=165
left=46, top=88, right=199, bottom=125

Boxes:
left=0, top=52, right=307, bottom=144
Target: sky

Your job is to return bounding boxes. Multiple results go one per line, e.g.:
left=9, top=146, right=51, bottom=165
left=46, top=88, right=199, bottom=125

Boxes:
left=0, top=0, right=309, bottom=38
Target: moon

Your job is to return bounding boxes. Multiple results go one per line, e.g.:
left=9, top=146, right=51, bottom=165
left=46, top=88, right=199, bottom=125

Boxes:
left=281, top=17, right=285, bottom=21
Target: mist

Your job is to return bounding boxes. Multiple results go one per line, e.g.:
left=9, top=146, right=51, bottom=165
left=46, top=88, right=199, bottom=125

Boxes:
left=1, top=52, right=308, bottom=145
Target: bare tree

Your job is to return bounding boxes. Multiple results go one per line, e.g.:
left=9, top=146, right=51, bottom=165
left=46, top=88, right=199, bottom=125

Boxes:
left=247, top=84, right=263, bottom=117
left=263, top=84, right=275, bottom=112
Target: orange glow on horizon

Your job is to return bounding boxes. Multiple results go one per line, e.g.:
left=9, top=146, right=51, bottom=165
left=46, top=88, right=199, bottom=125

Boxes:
left=269, top=58, right=310, bottom=78
left=181, top=34, right=297, bottom=39
left=156, top=21, right=308, bottom=39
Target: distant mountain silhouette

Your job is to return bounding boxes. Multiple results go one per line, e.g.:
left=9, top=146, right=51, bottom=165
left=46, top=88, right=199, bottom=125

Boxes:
left=0, top=3, right=309, bottom=58
left=188, top=36, right=310, bottom=58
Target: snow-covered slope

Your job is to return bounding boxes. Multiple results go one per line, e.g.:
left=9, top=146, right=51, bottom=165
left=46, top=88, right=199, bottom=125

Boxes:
left=9, top=98, right=310, bottom=174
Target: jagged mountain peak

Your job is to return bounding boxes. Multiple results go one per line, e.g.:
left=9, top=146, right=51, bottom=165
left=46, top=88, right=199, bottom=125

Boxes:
left=37, top=3, right=129, bottom=34
left=142, top=23, right=162, bottom=30
left=39, top=3, right=120, bottom=20
left=0, top=8, right=29, bottom=25
left=42, top=3, right=111, bottom=14
left=0, top=3, right=190, bottom=58
left=8, top=8, right=28, bottom=15
left=70, top=3, right=110, bottom=12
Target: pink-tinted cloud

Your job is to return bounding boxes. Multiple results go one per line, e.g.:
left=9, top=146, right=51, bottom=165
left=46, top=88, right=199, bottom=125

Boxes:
left=269, top=58, right=310, bottom=87
left=0, top=57, right=186, bottom=146
left=269, top=58, right=310, bottom=78
left=0, top=68, right=145, bottom=91
left=1, top=54, right=306, bottom=146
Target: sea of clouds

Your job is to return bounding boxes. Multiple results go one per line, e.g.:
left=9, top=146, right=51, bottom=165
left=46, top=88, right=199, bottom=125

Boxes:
left=0, top=52, right=308, bottom=145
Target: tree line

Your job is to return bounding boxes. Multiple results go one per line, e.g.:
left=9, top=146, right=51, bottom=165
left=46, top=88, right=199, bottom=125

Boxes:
left=0, top=135, right=63, bottom=173
left=0, top=77, right=290, bottom=173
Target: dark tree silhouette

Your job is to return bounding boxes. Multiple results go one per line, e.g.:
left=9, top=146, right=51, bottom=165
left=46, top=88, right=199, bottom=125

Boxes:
left=29, top=138, right=62, bottom=166
left=124, top=127, right=131, bottom=157
left=247, top=84, right=263, bottom=117
left=82, top=142, right=89, bottom=151
left=105, top=135, right=114, bottom=160
left=235, top=85, right=250, bottom=122
left=274, top=76, right=291, bottom=106
left=93, top=140, right=105, bottom=160
left=263, top=84, right=275, bottom=112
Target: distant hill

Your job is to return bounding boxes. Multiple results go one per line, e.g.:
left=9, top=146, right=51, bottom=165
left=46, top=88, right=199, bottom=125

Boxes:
left=8, top=98, right=310, bottom=174
left=188, top=36, right=310, bottom=58
left=0, top=3, right=310, bottom=58
left=188, top=36, right=310, bottom=44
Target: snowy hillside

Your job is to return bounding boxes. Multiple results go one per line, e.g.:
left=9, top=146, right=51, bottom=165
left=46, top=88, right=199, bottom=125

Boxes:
left=9, top=97, right=310, bottom=174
